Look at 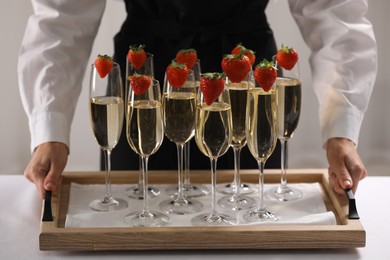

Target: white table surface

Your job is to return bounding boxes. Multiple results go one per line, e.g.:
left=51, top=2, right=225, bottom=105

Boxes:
left=1, top=174, right=389, bottom=260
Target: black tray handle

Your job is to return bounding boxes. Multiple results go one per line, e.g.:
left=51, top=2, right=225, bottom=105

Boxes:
left=345, top=189, right=360, bottom=219
left=42, top=190, right=53, bottom=222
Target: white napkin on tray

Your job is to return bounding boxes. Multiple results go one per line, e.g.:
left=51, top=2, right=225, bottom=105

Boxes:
left=65, top=182, right=336, bottom=227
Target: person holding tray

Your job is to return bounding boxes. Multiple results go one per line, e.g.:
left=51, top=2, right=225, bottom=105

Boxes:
left=18, top=0, right=377, bottom=199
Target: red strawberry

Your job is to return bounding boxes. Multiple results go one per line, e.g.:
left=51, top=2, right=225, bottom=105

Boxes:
left=231, top=43, right=256, bottom=66
left=127, top=44, right=147, bottom=69
left=94, top=54, right=113, bottom=78
left=176, top=48, right=197, bottom=69
left=166, top=61, right=189, bottom=88
left=199, top=73, right=225, bottom=105
left=275, top=44, right=299, bottom=70
left=253, top=59, right=277, bottom=92
left=128, top=73, right=151, bottom=95
left=221, top=53, right=251, bottom=83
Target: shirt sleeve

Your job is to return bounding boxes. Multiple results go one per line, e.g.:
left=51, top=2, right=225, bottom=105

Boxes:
left=18, top=0, right=106, bottom=153
left=288, top=0, right=377, bottom=147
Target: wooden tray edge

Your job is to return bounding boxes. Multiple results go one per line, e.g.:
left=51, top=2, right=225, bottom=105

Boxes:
left=39, top=169, right=366, bottom=251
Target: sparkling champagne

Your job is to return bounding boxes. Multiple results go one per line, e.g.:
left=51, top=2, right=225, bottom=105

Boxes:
left=126, top=100, right=163, bottom=156
left=228, top=81, right=253, bottom=147
left=246, top=88, right=277, bottom=161
left=163, top=92, right=196, bottom=144
left=195, top=102, right=232, bottom=158
left=89, top=96, right=123, bottom=149
left=276, top=77, right=302, bottom=140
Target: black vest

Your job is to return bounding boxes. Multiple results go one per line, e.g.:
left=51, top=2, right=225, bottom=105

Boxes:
left=109, top=0, right=280, bottom=170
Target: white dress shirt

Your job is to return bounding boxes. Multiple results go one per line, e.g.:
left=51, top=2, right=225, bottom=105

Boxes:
left=18, top=0, right=377, bottom=153
left=288, top=0, right=377, bottom=147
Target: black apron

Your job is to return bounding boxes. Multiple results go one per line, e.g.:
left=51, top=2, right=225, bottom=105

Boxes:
left=107, top=0, right=281, bottom=170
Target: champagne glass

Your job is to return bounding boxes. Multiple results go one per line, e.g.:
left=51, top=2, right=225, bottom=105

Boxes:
left=125, top=52, right=160, bottom=199
left=217, top=73, right=256, bottom=211
left=216, top=71, right=256, bottom=197
left=166, top=59, right=209, bottom=198
left=124, top=79, right=169, bottom=226
left=191, top=73, right=236, bottom=226
left=159, top=69, right=203, bottom=215
left=89, top=62, right=128, bottom=211
left=266, top=58, right=302, bottom=201
left=183, top=59, right=209, bottom=197
left=243, top=80, right=279, bottom=222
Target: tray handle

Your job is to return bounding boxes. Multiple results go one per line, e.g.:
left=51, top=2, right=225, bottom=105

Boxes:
left=345, top=189, right=360, bottom=219
left=42, top=190, right=53, bottom=222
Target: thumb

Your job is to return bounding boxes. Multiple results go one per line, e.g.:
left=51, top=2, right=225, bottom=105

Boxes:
left=339, top=176, right=352, bottom=190
left=328, top=154, right=353, bottom=194
left=43, top=163, right=64, bottom=192
left=335, top=165, right=353, bottom=190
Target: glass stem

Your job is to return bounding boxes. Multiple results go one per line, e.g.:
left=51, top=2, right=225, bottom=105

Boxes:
left=183, top=142, right=191, bottom=187
left=210, top=158, right=218, bottom=215
left=258, top=160, right=266, bottom=212
left=141, top=156, right=150, bottom=214
left=138, top=155, right=144, bottom=187
left=232, top=146, right=242, bottom=198
left=279, top=139, right=288, bottom=192
left=176, top=144, right=186, bottom=201
left=104, top=149, right=113, bottom=200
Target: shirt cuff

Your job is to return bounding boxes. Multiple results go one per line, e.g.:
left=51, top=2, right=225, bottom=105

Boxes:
left=321, top=105, right=364, bottom=149
left=29, top=111, right=71, bottom=153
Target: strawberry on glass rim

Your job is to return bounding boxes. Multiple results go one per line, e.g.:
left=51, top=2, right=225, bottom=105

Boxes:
left=221, top=53, right=251, bottom=83
left=127, top=44, right=147, bottom=69
left=128, top=73, right=151, bottom=95
left=275, top=44, right=299, bottom=70
left=253, top=59, right=277, bottom=92
left=94, top=54, right=113, bottom=78
left=231, top=43, right=256, bottom=66
left=166, top=60, right=189, bottom=88
left=176, top=48, right=197, bottom=70
left=199, top=72, right=225, bottom=106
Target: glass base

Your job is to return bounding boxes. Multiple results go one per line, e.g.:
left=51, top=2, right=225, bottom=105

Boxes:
left=124, top=210, right=169, bottom=227
left=216, top=182, right=256, bottom=195
left=266, top=186, right=303, bottom=202
left=217, top=194, right=257, bottom=211
left=242, top=208, right=279, bottom=223
left=191, top=212, right=237, bottom=226
left=125, top=185, right=160, bottom=200
left=89, top=197, right=128, bottom=212
left=165, top=184, right=209, bottom=198
left=159, top=197, right=203, bottom=215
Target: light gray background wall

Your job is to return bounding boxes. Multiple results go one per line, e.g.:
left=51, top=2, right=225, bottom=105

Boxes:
left=1, top=0, right=389, bottom=176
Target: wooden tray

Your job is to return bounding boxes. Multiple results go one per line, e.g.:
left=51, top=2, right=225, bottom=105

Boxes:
left=39, top=169, right=365, bottom=251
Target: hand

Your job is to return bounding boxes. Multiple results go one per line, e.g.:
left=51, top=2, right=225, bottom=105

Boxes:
left=326, top=138, right=367, bottom=195
left=24, top=142, right=69, bottom=199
